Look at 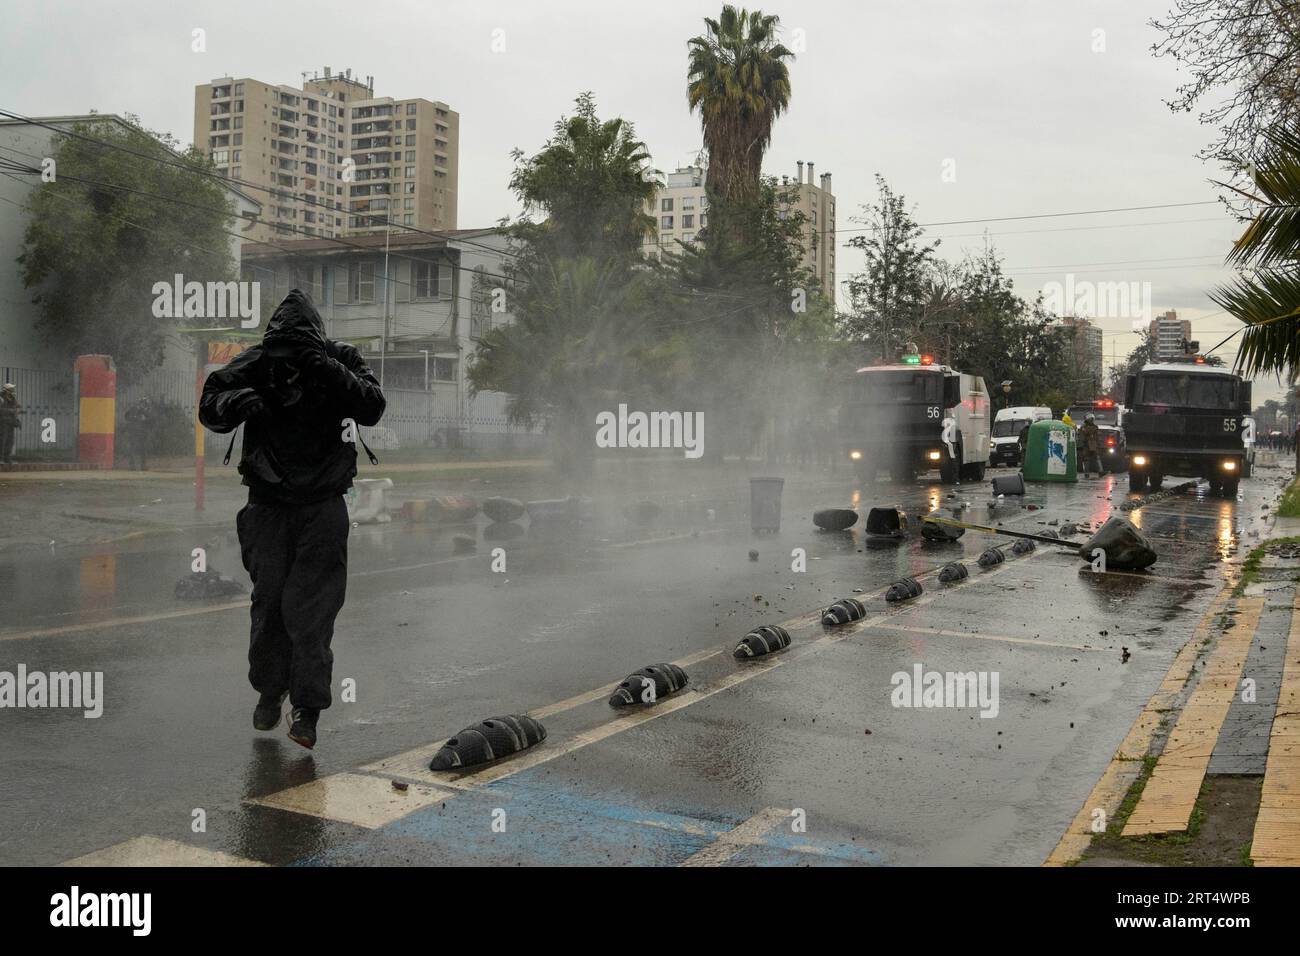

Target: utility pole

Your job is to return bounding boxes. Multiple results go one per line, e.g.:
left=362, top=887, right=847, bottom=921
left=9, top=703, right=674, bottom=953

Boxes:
left=379, top=223, right=391, bottom=387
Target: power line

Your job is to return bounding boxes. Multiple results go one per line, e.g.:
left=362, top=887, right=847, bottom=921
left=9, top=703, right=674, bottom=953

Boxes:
left=0, top=106, right=524, bottom=267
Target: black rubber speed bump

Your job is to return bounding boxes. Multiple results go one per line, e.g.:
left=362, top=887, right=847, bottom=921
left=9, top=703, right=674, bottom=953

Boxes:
left=734, top=624, right=792, bottom=659
left=482, top=496, right=525, bottom=523
left=977, top=548, right=1006, bottom=567
left=821, top=598, right=867, bottom=625
left=885, top=577, right=923, bottom=602
left=938, top=562, right=969, bottom=583
left=608, top=663, right=689, bottom=707
left=1011, top=538, right=1036, bottom=555
left=813, top=508, right=858, bottom=531
left=428, top=715, right=547, bottom=771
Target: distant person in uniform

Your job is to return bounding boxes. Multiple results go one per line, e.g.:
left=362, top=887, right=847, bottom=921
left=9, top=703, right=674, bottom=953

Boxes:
left=123, top=397, right=153, bottom=471
left=0, top=383, right=20, bottom=466
left=1078, top=414, right=1102, bottom=478
left=1017, top=421, right=1031, bottom=467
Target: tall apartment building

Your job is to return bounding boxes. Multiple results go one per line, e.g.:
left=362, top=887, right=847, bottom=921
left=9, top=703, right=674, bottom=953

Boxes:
left=646, top=165, right=709, bottom=253
left=1148, top=310, right=1193, bottom=361
left=1056, top=315, right=1104, bottom=392
left=643, top=161, right=837, bottom=301
left=780, top=161, right=836, bottom=303
left=194, top=67, right=458, bottom=244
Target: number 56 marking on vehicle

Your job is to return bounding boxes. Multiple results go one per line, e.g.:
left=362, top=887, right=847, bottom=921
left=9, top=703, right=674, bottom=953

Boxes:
left=927, top=405, right=942, bottom=419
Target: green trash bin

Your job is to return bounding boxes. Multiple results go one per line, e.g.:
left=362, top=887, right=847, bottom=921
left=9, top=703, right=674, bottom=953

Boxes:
left=1022, top=420, right=1077, bottom=483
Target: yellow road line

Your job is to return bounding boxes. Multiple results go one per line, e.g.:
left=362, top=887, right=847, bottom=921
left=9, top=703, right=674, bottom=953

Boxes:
left=1044, top=583, right=1235, bottom=865
left=1251, top=590, right=1300, bottom=866
left=1122, top=595, right=1264, bottom=836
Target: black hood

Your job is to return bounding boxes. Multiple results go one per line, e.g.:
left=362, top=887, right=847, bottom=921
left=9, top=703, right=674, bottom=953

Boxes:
left=263, top=289, right=328, bottom=357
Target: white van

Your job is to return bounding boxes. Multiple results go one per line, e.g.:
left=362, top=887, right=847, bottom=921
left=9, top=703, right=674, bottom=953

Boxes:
left=989, top=406, right=1051, bottom=467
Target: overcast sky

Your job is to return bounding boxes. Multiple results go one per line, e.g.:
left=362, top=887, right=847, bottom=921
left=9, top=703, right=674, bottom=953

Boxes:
left=2, top=0, right=1284, bottom=400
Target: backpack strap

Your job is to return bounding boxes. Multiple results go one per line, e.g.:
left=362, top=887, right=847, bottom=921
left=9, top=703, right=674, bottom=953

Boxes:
left=358, top=432, right=379, bottom=465
left=223, top=426, right=239, bottom=466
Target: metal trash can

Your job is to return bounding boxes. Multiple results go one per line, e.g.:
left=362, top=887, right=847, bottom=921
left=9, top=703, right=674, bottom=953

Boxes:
left=749, top=477, right=784, bottom=532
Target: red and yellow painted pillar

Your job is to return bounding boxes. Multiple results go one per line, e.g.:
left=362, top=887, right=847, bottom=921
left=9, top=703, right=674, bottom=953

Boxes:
left=74, top=354, right=115, bottom=468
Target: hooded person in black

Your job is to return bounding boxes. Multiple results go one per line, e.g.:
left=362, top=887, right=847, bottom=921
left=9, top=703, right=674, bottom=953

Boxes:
left=199, top=289, right=385, bottom=748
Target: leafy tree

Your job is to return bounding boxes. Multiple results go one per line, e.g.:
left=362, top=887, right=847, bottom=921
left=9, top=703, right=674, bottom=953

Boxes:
left=1105, top=340, right=1153, bottom=397
left=841, top=175, right=941, bottom=358
left=469, top=95, right=664, bottom=474
left=506, top=92, right=657, bottom=261
left=17, top=116, right=239, bottom=381
left=944, top=244, right=1075, bottom=407
left=658, top=176, right=831, bottom=460
left=688, top=5, right=794, bottom=212
left=1151, top=1, right=1300, bottom=170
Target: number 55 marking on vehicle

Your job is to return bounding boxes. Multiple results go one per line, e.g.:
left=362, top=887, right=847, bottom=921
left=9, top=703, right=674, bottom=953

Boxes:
left=1223, top=418, right=1237, bottom=432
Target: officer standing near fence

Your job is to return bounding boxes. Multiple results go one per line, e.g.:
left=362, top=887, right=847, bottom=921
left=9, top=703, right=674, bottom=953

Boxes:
left=0, top=383, right=20, bottom=466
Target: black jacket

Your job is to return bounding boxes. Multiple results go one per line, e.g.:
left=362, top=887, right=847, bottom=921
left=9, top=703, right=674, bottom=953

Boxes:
left=199, top=290, right=386, bottom=504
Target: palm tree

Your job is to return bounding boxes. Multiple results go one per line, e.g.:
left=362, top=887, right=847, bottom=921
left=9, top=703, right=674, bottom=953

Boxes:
left=1213, top=121, right=1300, bottom=376
left=508, top=92, right=658, bottom=261
left=687, top=6, right=794, bottom=206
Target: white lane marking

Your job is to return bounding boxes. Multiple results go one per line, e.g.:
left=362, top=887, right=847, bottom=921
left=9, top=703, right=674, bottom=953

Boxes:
left=61, top=835, right=266, bottom=867
left=358, top=662, right=784, bottom=792
left=680, top=807, right=793, bottom=867
left=871, top=622, right=1104, bottom=652
left=248, top=772, right=456, bottom=830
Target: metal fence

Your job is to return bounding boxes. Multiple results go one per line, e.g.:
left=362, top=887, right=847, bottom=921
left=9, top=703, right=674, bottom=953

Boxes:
left=0, top=367, right=78, bottom=453
left=361, top=386, right=545, bottom=451
left=117, top=369, right=196, bottom=421
left=1, top=363, right=543, bottom=459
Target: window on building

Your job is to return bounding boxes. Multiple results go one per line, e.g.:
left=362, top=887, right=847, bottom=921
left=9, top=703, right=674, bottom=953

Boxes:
left=661, top=198, right=673, bottom=212
left=661, top=215, right=673, bottom=228
left=412, top=261, right=452, bottom=300
left=682, top=196, right=695, bottom=209
left=405, top=150, right=415, bottom=162
left=405, top=182, right=415, bottom=194
left=405, top=166, right=415, bottom=178
left=234, top=83, right=244, bottom=95
left=348, top=261, right=375, bottom=303
left=682, top=214, right=694, bottom=228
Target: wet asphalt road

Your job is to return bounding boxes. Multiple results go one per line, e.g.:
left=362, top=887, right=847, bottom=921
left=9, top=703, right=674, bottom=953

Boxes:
left=0, top=461, right=1285, bottom=866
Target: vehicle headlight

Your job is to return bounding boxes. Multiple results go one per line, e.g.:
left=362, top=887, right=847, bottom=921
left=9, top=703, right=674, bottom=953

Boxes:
left=1222, top=460, right=1237, bottom=471
left=849, top=450, right=863, bottom=461
left=928, top=451, right=942, bottom=461
left=1132, top=455, right=1147, bottom=466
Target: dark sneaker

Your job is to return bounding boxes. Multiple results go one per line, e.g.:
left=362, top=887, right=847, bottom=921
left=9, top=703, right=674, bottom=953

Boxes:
left=253, top=691, right=288, bottom=731
left=288, top=707, right=319, bottom=750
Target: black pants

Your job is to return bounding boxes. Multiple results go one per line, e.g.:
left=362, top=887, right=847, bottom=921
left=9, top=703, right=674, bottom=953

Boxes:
left=237, top=496, right=349, bottom=710
left=1, top=424, right=14, bottom=463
